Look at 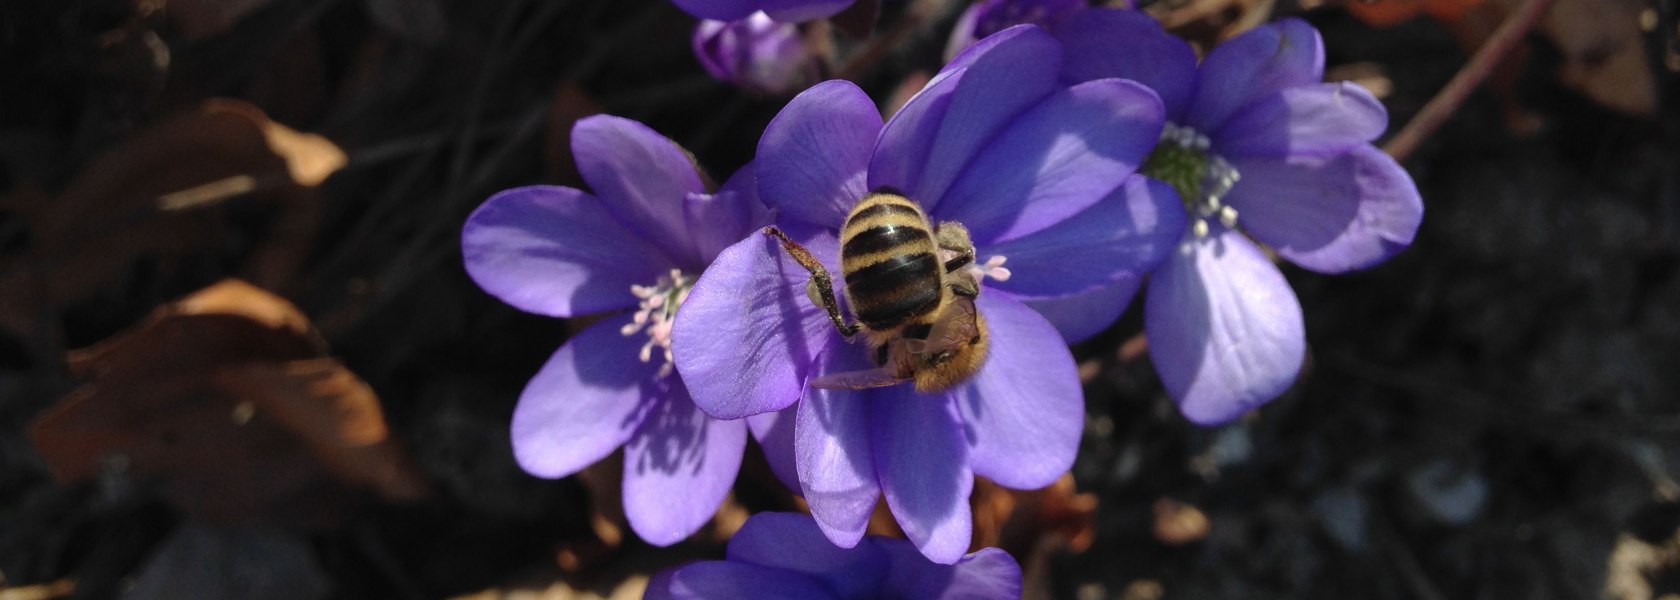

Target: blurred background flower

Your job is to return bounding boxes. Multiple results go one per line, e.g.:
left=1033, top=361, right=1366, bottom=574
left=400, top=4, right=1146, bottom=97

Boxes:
left=694, top=12, right=817, bottom=96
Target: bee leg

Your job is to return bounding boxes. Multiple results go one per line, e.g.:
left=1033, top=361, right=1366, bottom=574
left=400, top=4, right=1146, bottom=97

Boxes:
left=763, top=226, right=860, bottom=338
left=933, top=221, right=975, bottom=273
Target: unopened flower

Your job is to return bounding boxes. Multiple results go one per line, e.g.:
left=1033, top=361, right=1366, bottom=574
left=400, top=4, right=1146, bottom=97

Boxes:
left=645, top=512, right=1021, bottom=600
left=1052, top=13, right=1424, bottom=424
left=694, top=12, right=816, bottom=95
left=673, top=0, right=853, bottom=23
left=672, top=26, right=1178, bottom=562
left=943, top=0, right=1086, bottom=60
left=461, top=115, right=768, bottom=545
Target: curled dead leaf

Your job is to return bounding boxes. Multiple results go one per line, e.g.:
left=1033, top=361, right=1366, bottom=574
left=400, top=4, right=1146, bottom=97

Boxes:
left=972, top=474, right=1099, bottom=557
left=28, top=279, right=428, bottom=527
left=0, top=99, right=341, bottom=344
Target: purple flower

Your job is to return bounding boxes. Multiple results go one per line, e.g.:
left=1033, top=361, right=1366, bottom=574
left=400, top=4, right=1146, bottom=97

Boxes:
left=943, top=0, right=1086, bottom=61
left=673, top=0, right=853, bottom=23
left=694, top=12, right=816, bottom=96
left=461, top=115, right=769, bottom=545
left=671, top=26, right=1179, bottom=562
left=1051, top=12, right=1425, bottom=424
left=645, top=512, right=1021, bottom=599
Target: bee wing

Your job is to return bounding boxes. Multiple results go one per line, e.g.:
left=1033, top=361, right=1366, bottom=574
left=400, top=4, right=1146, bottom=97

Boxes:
left=909, top=296, right=980, bottom=355
left=810, top=368, right=911, bottom=390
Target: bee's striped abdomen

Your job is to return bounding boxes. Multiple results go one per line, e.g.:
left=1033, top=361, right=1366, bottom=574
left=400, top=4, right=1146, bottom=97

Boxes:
left=840, top=193, right=942, bottom=331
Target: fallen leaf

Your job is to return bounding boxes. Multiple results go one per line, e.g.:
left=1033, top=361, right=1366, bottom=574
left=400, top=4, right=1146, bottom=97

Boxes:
left=0, top=99, right=342, bottom=343
left=1541, top=0, right=1657, bottom=116
left=972, top=474, right=1099, bottom=557
left=29, top=280, right=428, bottom=527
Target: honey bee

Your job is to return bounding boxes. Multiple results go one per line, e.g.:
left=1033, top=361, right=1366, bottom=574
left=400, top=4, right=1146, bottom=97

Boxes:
left=763, top=189, right=989, bottom=392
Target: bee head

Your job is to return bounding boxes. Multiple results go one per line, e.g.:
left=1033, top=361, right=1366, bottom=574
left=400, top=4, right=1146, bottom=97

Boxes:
left=911, top=312, right=989, bottom=393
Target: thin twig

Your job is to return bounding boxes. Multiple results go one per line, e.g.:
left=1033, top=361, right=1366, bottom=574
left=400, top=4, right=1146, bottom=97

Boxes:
left=1383, top=0, right=1556, bottom=161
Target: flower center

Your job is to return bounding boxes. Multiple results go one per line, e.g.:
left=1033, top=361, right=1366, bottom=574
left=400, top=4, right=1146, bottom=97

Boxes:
left=621, top=268, right=696, bottom=379
left=1141, top=122, right=1242, bottom=239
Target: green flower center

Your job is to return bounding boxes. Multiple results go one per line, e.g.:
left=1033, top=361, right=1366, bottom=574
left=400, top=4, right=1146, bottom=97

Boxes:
left=1140, top=123, right=1242, bottom=238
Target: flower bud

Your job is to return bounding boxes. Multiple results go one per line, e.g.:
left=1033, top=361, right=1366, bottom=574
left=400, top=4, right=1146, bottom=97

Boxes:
left=693, top=12, right=814, bottom=96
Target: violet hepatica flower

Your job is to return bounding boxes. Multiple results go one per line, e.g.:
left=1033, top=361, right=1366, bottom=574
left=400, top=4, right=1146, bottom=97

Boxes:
left=1050, top=13, right=1425, bottom=424
left=461, top=115, right=769, bottom=546
left=672, top=25, right=1179, bottom=563
left=695, top=12, right=816, bottom=96
left=646, top=512, right=1021, bottom=599
left=943, top=0, right=1086, bottom=61
left=674, top=0, right=852, bottom=23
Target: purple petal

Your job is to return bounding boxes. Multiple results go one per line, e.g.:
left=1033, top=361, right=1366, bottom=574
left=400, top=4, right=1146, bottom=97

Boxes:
left=746, top=406, right=801, bottom=491
left=869, top=66, right=963, bottom=199
left=979, top=175, right=1183, bottom=297
left=758, top=80, right=879, bottom=228
left=726, top=512, right=889, bottom=597
left=1214, top=82, right=1388, bottom=159
left=509, top=317, right=658, bottom=478
left=686, top=161, right=770, bottom=264
left=877, top=540, right=1023, bottom=600
left=1052, top=7, right=1197, bottom=120
left=693, top=19, right=735, bottom=82
left=937, top=78, right=1164, bottom=245
left=1225, top=145, right=1423, bottom=273
left=670, top=0, right=759, bottom=22
left=572, top=115, right=710, bottom=268
left=645, top=562, right=839, bottom=600
left=673, top=231, right=845, bottom=420
left=1186, top=17, right=1325, bottom=134
left=1144, top=229, right=1304, bottom=425
left=941, top=3, right=984, bottom=61
left=1015, top=280, right=1139, bottom=344
left=951, top=293, right=1082, bottom=489
left=761, top=0, right=854, bottom=22
left=873, top=388, right=972, bottom=564
left=622, top=385, right=748, bottom=546
left=795, top=345, right=882, bottom=549
left=462, top=186, right=671, bottom=317
left=908, top=25, right=1062, bottom=211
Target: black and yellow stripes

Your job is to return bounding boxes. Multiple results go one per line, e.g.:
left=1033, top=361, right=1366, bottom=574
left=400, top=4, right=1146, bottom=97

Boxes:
left=840, top=192, right=944, bottom=332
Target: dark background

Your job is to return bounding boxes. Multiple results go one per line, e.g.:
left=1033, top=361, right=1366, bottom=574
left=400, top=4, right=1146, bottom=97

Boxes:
left=1, top=0, right=1678, bottom=598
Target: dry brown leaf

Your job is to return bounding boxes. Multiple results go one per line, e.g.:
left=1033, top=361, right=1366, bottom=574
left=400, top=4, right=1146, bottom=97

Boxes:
left=972, top=474, right=1098, bottom=557
left=0, top=100, right=342, bottom=344
left=29, top=279, right=428, bottom=526
left=216, top=359, right=428, bottom=501
left=1540, top=0, right=1657, bottom=116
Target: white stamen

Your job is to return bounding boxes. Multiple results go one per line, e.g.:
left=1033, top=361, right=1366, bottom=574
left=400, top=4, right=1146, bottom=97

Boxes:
left=968, top=255, right=1012, bottom=284
left=622, top=268, right=695, bottom=379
